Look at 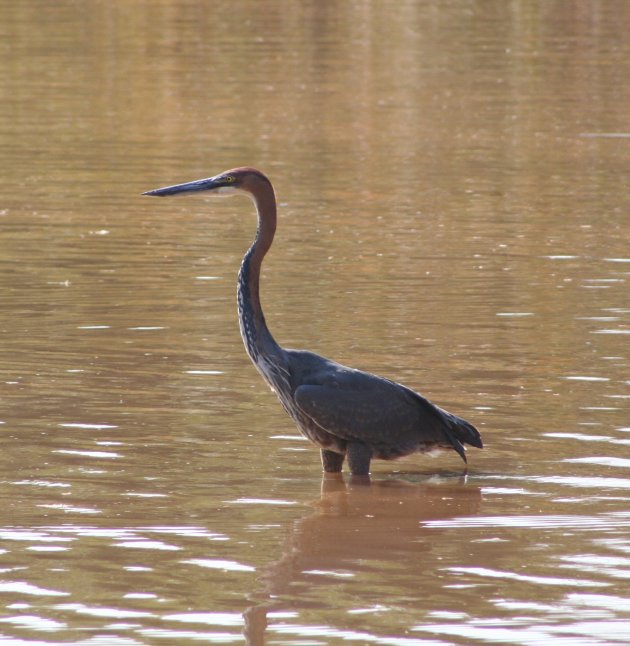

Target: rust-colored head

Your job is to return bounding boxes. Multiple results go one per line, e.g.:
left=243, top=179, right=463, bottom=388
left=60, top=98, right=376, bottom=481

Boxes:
left=143, top=167, right=271, bottom=198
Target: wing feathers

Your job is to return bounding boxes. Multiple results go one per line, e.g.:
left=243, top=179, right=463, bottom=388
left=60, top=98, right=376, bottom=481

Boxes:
left=287, top=353, right=480, bottom=463
left=294, top=380, right=452, bottom=449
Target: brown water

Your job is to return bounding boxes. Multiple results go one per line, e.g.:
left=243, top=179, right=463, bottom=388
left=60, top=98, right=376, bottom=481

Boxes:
left=1, top=1, right=629, bottom=644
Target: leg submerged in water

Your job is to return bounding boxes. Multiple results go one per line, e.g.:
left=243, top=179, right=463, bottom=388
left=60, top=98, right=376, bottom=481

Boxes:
left=346, top=442, right=373, bottom=476
left=320, top=448, right=344, bottom=473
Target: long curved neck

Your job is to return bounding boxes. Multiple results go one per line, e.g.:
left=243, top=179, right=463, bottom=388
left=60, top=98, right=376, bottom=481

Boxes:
left=237, top=181, right=284, bottom=366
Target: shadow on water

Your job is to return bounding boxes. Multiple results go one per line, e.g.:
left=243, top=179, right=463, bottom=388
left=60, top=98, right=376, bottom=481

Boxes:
left=243, top=473, right=482, bottom=645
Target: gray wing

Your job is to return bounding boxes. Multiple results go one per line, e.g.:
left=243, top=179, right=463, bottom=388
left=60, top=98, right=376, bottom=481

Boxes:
left=293, top=368, right=452, bottom=449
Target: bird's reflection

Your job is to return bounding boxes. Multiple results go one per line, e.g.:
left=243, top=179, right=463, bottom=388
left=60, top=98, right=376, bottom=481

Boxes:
left=243, top=472, right=482, bottom=644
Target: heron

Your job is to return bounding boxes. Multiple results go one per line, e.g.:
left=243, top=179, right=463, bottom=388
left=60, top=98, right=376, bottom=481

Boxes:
left=143, top=167, right=482, bottom=476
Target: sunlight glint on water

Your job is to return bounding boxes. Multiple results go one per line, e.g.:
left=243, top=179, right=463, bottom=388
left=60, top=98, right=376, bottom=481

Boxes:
left=0, top=0, right=629, bottom=643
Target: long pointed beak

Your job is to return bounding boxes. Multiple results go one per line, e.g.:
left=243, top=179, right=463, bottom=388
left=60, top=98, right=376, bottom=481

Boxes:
left=143, top=176, right=219, bottom=197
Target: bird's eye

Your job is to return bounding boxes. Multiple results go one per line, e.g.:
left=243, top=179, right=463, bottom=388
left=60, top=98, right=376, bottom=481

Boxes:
left=224, top=175, right=235, bottom=183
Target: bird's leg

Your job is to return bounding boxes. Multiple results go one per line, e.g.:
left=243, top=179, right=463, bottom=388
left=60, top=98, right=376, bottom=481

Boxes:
left=320, top=449, right=344, bottom=473
left=346, top=442, right=372, bottom=476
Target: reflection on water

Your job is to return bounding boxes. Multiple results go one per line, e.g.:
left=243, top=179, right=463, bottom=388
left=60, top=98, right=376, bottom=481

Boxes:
left=4, top=469, right=628, bottom=644
left=1, top=0, right=630, bottom=643
left=244, top=476, right=482, bottom=644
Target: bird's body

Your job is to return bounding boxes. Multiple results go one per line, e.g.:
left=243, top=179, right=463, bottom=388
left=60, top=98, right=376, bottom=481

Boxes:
left=144, top=167, right=482, bottom=475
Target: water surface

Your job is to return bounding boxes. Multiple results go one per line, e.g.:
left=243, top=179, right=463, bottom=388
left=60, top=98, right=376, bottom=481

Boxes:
left=1, top=1, right=629, bottom=644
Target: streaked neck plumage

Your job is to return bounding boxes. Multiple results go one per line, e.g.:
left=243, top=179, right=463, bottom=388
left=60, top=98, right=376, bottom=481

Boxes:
left=236, top=179, right=284, bottom=370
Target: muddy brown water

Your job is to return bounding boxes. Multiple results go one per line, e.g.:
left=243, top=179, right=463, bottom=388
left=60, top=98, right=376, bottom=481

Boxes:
left=1, top=1, right=629, bottom=644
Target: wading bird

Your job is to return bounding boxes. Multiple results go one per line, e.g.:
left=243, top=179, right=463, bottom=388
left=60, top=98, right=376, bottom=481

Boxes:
left=144, top=168, right=482, bottom=476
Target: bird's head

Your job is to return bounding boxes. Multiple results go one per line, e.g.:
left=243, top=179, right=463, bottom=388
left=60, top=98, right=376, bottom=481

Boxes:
left=143, top=167, right=271, bottom=199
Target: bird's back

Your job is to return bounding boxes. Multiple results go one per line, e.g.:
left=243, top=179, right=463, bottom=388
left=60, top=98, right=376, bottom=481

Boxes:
left=280, top=349, right=481, bottom=462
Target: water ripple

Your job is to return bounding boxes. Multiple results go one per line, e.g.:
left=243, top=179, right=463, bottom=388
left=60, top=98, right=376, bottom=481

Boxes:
left=0, top=615, right=66, bottom=631
left=162, top=612, right=243, bottom=626
left=55, top=603, right=154, bottom=619
left=0, top=582, right=69, bottom=597
left=182, top=558, right=255, bottom=572
left=543, top=432, right=630, bottom=445
left=448, top=566, right=607, bottom=587
left=425, top=512, right=630, bottom=530
left=564, top=457, right=630, bottom=468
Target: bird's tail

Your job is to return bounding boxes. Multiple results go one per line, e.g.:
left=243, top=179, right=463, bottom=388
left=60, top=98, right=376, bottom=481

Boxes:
left=441, top=410, right=483, bottom=464
left=453, top=417, right=483, bottom=449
